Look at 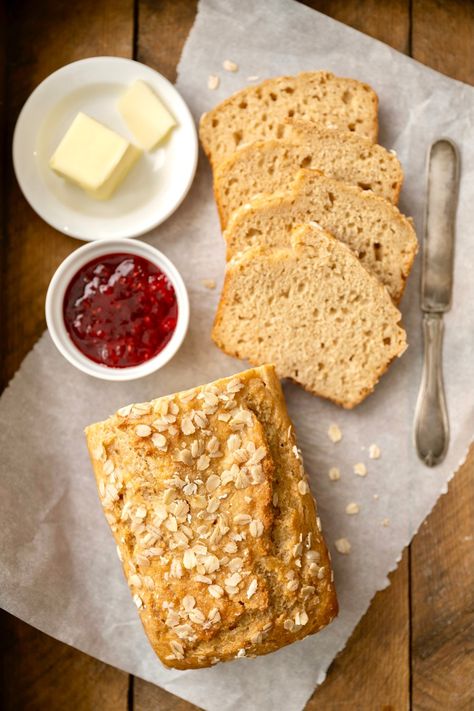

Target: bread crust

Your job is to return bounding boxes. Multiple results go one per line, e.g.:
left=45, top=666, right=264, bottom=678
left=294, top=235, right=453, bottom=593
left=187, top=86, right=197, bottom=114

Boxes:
left=85, top=365, right=338, bottom=668
left=199, top=71, right=379, bottom=166
left=213, top=124, right=403, bottom=228
left=223, top=169, right=418, bottom=304
left=212, top=227, right=407, bottom=409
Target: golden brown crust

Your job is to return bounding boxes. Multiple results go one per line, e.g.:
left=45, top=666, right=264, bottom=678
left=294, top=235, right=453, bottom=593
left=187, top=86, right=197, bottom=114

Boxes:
left=213, top=125, right=403, bottom=228
left=85, top=365, right=337, bottom=668
left=223, top=169, right=418, bottom=304
left=199, top=71, right=379, bottom=166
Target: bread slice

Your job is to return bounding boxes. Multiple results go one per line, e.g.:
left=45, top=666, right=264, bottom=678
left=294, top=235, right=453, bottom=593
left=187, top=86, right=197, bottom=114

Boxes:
left=212, top=224, right=407, bottom=408
left=85, top=365, right=337, bottom=668
left=199, top=71, right=379, bottom=166
left=214, top=122, right=403, bottom=226
left=224, top=169, right=418, bottom=303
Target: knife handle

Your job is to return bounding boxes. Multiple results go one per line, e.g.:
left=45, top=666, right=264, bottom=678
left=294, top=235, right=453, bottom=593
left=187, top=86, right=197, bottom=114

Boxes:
left=414, top=313, right=449, bottom=466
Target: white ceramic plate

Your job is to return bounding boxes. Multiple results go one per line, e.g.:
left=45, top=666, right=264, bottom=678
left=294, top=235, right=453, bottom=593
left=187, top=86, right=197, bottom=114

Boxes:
left=13, top=57, right=198, bottom=241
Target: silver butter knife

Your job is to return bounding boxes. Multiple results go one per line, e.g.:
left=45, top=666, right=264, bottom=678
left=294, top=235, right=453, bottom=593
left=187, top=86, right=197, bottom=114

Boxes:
left=414, top=138, right=459, bottom=467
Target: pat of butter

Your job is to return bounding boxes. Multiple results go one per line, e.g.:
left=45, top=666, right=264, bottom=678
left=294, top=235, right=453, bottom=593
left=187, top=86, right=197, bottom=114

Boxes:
left=49, top=112, right=141, bottom=200
left=118, top=80, right=177, bottom=151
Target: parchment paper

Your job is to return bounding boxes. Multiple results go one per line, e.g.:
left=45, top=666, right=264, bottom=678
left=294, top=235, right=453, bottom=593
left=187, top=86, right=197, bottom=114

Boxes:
left=1, top=1, right=473, bottom=710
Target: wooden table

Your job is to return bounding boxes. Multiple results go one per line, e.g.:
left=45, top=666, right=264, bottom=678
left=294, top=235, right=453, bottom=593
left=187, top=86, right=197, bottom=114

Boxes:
left=1, top=1, right=473, bottom=708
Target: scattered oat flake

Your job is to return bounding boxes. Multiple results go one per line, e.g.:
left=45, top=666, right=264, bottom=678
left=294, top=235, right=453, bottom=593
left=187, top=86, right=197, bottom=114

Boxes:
left=335, top=538, right=351, bottom=554
left=247, top=75, right=259, bottom=81
left=369, top=443, right=381, bottom=459
left=373, top=493, right=379, bottom=500
left=329, top=467, right=340, bottom=481
left=207, top=74, right=220, bottom=90
left=202, top=278, right=216, bottom=289
left=328, top=424, right=342, bottom=443
left=381, top=517, right=390, bottom=527
left=223, top=59, right=238, bottom=72
left=345, top=502, right=360, bottom=515
left=354, top=462, right=367, bottom=477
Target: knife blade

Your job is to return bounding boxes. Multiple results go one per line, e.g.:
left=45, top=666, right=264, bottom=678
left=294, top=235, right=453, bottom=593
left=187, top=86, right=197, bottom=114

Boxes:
left=421, top=139, right=459, bottom=311
left=414, top=138, right=459, bottom=467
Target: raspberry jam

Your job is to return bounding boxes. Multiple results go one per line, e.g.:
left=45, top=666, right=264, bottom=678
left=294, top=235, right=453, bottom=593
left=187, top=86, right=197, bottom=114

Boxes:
left=63, top=253, right=178, bottom=368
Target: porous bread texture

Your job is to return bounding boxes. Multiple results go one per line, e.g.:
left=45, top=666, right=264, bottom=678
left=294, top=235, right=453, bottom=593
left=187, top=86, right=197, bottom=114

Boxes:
left=85, top=365, right=337, bottom=669
left=199, top=71, right=379, bottom=166
left=212, top=226, right=407, bottom=408
left=214, top=121, right=403, bottom=227
left=224, top=169, right=418, bottom=303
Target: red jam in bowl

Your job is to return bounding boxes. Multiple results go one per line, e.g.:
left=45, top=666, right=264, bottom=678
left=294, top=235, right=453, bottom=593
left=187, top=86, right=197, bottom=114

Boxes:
left=63, top=253, right=178, bottom=368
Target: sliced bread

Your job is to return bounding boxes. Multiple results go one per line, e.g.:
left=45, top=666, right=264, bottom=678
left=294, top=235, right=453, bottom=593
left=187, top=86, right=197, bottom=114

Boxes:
left=214, top=122, right=403, bottom=226
left=212, top=223, right=407, bottom=408
left=224, top=169, right=418, bottom=303
left=199, top=72, right=379, bottom=166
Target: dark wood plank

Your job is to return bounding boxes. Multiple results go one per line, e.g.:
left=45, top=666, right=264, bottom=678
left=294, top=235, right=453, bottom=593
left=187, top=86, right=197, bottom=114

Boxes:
left=0, top=1, right=134, bottom=708
left=303, top=0, right=410, bottom=52
left=135, top=680, right=202, bottom=711
left=137, top=0, right=198, bottom=82
left=308, top=553, right=409, bottom=710
left=410, top=452, right=474, bottom=710
left=0, top=612, right=129, bottom=711
left=412, top=0, right=474, bottom=82
left=410, top=4, right=474, bottom=708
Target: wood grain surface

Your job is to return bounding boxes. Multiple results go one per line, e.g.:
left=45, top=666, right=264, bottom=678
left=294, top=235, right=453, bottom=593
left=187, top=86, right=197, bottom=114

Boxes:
left=0, top=1, right=472, bottom=710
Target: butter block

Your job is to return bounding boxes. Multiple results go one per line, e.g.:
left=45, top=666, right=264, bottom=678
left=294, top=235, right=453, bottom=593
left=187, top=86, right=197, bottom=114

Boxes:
left=118, top=80, right=177, bottom=151
left=49, top=112, right=141, bottom=200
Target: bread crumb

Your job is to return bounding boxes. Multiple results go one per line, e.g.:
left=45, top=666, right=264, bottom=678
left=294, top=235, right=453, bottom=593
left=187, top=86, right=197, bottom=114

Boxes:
left=369, top=443, right=381, bottom=459
left=373, top=493, right=379, bottom=500
left=247, top=75, right=259, bottom=81
left=381, top=518, right=390, bottom=527
left=202, top=279, right=216, bottom=290
left=223, top=59, right=238, bottom=72
left=389, top=148, right=397, bottom=156
left=354, top=462, right=367, bottom=477
left=335, top=538, right=351, bottom=554
left=208, top=75, right=220, bottom=90
left=345, top=502, right=359, bottom=515
left=328, top=467, right=340, bottom=481
left=328, top=424, right=342, bottom=443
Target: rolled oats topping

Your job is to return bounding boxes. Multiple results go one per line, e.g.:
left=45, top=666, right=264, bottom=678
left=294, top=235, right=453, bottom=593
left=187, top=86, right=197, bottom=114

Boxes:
left=135, top=424, right=152, bottom=437
left=86, top=366, right=336, bottom=669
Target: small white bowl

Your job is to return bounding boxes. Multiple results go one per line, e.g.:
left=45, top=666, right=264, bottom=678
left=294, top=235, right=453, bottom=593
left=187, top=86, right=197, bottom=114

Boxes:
left=46, top=239, right=189, bottom=380
left=13, top=57, right=198, bottom=241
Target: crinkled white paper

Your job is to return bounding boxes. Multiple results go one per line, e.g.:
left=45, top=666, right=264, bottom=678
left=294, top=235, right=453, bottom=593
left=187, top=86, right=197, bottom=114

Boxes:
left=1, top=2, right=473, bottom=710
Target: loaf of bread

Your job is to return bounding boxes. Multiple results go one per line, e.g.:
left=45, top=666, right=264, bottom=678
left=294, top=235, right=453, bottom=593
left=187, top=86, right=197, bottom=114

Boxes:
left=214, top=122, right=403, bottom=227
left=224, top=169, right=418, bottom=303
left=213, top=225, right=407, bottom=408
left=85, top=365, right=337, bottom=669
left=199, top=72, right=379, bottom=166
